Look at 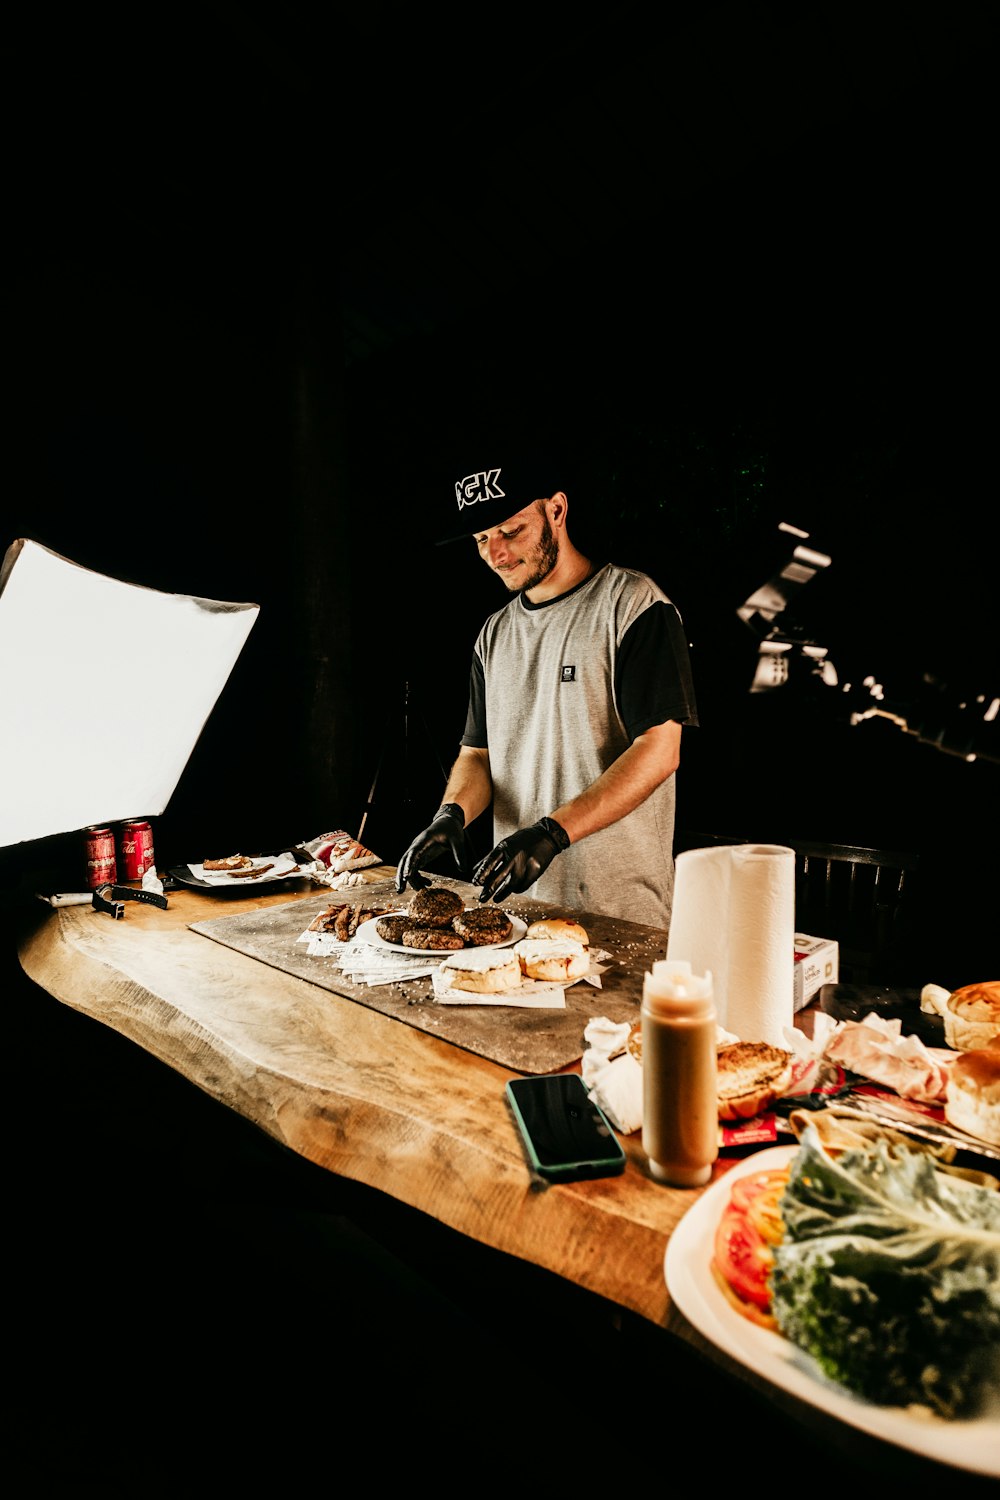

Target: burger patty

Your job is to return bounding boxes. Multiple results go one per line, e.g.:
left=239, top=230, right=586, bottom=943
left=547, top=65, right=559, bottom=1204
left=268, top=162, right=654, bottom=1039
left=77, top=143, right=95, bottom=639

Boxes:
left=376, top=914, right=410, bottom=944
left=409, top=886, right=464, bottom=928
left=452, top=907, right=514, bottom=945
left=402, top=925, right=466, bottom=950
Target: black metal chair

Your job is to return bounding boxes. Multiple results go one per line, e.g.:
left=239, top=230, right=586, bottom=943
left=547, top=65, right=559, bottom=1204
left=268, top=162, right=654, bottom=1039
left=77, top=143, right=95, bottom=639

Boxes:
left=673, top=831, right=921, bottom=988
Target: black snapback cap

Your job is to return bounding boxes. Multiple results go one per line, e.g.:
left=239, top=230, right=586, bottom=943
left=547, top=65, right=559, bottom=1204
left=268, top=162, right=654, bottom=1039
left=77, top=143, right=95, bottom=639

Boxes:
left=436, top=445, right=568, bottom=545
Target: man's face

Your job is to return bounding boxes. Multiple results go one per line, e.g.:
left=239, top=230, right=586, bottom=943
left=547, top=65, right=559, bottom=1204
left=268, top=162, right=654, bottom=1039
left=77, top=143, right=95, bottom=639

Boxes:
left=473, top=499, right=558, bottom=593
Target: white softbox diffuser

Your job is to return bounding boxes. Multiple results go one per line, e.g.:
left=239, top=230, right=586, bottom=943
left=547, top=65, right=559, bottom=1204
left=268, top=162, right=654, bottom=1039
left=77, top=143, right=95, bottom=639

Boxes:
left=0, top=539, right=259, bottom=847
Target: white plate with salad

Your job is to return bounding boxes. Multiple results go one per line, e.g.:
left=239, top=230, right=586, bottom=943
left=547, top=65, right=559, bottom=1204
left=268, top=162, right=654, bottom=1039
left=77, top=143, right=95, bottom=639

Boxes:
left=665, top=1144, right=1000, bottom=1478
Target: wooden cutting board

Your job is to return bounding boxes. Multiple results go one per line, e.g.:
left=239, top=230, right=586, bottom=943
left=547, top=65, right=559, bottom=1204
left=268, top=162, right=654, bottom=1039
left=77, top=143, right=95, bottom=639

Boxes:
left=189, top=873, right=666, bottom=1074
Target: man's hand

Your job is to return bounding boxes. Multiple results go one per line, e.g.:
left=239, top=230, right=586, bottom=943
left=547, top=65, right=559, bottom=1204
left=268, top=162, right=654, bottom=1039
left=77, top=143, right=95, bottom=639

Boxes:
left=472, top=817, right=570, bottom=903
left=395, top=804, right=468, bottom=893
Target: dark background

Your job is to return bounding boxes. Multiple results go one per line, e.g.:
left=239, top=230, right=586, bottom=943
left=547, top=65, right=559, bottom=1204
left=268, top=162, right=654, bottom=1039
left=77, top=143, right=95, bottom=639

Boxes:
left=8, top=2, right=995, bottom=979
left=4, top=7, right=998, bottom=1487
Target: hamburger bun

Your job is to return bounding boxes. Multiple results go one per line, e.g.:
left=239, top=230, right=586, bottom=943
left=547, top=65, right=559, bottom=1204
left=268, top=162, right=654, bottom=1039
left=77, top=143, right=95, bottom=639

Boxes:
left=717, top=1041, right=794, bottom=1122
left=943, top=981, right=1000, bottom=1052
left=514, top=938, right=589, bottom=983
left=525, top=917, right=590, bottom=947
left=439, top=948, right=523, bottom=994
left=944, top=1041, right=1000, bottom=1146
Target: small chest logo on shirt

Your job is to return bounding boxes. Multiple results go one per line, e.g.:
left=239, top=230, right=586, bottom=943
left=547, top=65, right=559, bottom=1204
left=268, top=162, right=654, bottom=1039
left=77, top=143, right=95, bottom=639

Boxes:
left=561, top=665, right=576, bottom=682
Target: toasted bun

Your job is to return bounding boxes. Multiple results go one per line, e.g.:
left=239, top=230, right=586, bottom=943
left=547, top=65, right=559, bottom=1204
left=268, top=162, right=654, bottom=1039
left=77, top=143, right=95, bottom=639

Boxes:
left=943, top=981, right=1000, bottom=1052
left=525, top=917, right=590, bottom=947
left=514, top=938, right=589, bottom=983
left=717, top=1041, right=794, bottom=1122
left=944, top=1041, right=1000, bottom=1146
left=439, top=948, right=523, bottom=994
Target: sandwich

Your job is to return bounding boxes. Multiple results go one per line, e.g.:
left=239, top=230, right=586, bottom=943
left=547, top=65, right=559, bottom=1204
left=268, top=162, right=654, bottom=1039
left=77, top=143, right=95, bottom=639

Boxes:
left=438, top=948, right=523, bottom=994
left=716, top=1040, right=794, bottom=1121
left=514, top=937, right=589, bottom=983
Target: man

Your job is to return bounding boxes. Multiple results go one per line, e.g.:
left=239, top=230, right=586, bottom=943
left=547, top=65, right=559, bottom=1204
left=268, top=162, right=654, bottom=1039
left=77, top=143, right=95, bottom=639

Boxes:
left=395, top=448, right=698, bottom=930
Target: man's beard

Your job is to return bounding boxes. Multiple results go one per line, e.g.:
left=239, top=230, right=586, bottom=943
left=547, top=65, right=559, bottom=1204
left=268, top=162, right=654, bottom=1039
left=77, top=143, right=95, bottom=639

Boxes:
left=509, top=507, right=559, bottom=593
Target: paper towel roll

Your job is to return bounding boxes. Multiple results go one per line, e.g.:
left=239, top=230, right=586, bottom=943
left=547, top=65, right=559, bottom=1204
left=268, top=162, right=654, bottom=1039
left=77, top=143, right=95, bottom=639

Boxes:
left=665, top=843, right=795, bottom=1045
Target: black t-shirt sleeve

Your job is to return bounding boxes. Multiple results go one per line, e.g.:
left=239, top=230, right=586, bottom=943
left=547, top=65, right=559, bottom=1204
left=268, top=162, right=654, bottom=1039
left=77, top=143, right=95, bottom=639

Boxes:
left=615, top=600, right=699, bottom=739
left=460, top=651, right=488, bottom=747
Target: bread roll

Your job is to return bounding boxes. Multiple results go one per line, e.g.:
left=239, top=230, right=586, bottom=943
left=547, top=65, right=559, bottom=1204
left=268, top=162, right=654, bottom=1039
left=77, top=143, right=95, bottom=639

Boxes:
left=943, top=981, right=1000, bottom=1051
left=525, top=917, right=589, bottom=947
left=514, top=938, right=589, bottom=983
left=439, top=948, right=523, bottom=994
left=716, top=1041, right=794, bottom=1122
left=944, top=1042, right=1000, bottom=1146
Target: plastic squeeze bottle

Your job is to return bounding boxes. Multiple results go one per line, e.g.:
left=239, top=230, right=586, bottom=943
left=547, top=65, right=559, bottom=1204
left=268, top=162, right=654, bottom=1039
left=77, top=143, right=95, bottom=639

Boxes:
left=641, top=958, right=718, bottom=1186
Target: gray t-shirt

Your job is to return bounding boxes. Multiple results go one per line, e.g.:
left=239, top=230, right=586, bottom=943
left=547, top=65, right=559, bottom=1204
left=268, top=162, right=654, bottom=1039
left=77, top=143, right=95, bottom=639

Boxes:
left=461, top=563, right=698, bottom=930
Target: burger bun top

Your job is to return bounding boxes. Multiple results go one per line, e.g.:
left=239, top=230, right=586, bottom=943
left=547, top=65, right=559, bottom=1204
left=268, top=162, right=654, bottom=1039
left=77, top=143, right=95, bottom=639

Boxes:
left=716, top=1040, right=795, bottom=1122
left=525, top=917, right=590, bottom=947
left=943, top=980, right=1000, bottom=1052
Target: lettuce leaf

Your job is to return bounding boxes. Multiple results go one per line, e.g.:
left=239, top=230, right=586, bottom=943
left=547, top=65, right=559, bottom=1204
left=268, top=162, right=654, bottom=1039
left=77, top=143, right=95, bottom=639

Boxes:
left=771, top=1120, right=1000, bottom=1417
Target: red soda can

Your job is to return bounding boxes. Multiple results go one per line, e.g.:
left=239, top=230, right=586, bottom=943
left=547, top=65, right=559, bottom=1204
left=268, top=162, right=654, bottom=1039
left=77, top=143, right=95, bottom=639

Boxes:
left=120, top=819, right=155, bottom=882
left=83, top=826, right=117, bottom=889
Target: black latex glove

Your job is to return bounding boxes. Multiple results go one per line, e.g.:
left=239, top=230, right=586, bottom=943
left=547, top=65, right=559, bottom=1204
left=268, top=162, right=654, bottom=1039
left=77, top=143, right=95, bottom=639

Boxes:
left=395, top=803, right=468, bottom=893
left=472, top=817, right=570, bottom=903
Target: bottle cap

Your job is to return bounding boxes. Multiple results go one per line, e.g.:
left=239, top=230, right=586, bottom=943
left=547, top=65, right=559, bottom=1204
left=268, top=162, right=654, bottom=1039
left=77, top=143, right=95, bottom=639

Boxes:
left=643, top=959, right=714, bottom=1017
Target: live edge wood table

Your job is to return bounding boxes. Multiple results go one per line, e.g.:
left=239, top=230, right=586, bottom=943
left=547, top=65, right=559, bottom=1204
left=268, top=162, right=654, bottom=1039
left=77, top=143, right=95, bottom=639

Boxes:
left=18, top=871, right=691, bottom=1323
left=14, top=867, right=991, bottom=1493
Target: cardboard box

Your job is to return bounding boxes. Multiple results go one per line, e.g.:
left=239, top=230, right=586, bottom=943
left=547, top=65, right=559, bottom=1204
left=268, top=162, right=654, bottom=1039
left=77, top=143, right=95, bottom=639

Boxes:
left=793, top=933, right=839, bottom=1012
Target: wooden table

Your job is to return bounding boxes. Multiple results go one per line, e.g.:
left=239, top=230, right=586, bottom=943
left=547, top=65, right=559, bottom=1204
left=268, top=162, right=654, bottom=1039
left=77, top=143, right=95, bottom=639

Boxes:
left=14, top=867, right=997, bottom=1492
left=17, top=871, right=700, bottom=1328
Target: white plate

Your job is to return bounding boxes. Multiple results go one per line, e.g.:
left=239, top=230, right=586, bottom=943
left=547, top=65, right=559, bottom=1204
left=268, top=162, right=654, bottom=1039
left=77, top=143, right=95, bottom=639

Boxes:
left=665, top=1145, right=1000, bottom=1477
left=354, top=910, right=527, bottom=956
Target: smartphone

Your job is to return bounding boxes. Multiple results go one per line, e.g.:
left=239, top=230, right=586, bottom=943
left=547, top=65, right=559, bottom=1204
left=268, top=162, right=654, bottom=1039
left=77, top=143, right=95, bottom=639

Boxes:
left=505, top=1073, right=626, bottom=1183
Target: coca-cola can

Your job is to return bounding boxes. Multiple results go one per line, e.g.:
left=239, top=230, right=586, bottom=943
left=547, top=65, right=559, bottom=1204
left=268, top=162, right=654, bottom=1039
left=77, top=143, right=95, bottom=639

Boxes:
left=83, top=826, right=117, bottom=889
left=120, top=819, right=155, bottom=882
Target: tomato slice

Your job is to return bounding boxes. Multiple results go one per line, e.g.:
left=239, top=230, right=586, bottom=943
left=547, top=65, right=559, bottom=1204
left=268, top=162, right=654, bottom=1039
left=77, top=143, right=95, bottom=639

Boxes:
left=713, top=1204, right=774, bottom=1311
left=746, top=1179, right=787, bottom=1246
left=710, top=1259, right=778, bottom=1330
left=729, top=1167, right=788, bottom=1213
